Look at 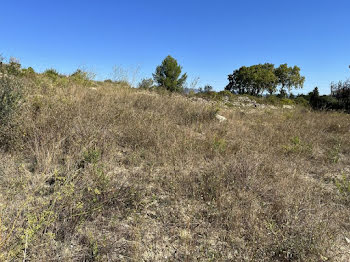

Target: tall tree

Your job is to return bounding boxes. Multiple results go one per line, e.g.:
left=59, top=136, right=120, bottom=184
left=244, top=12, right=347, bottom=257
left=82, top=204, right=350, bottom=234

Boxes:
left=153, top=55, right=187, bottom=92
left=275, top=64, right=305, bottom=95
left=253, top=63, right=278, bottom=95
left=309, top=87, right=320, bottom=108
left=225, top=63, right=277, bottom=95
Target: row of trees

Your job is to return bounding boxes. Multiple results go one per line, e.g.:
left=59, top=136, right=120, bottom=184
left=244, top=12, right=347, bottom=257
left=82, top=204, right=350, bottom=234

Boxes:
left=140, top=56, right=305, bottom=98
left=2, top=54, right=349, bottom=112
left=307, top=80, right=350, bottom=112
left=225, top=63, right=305, bottom=96
left=142, top=55, right=350, bottom=113
left=2, top=54, right=306, bottom=99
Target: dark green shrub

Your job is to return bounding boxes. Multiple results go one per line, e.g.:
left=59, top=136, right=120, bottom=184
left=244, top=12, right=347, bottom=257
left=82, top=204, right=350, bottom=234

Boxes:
left=319, top=96, right=340, bottom=110
left=294, top=97, right=309, bottom=107
left=310, top=87, right=341, bottom=110
left=44, top=69, right=61, bottom=80
left=331, top=79, right=350, bottom=112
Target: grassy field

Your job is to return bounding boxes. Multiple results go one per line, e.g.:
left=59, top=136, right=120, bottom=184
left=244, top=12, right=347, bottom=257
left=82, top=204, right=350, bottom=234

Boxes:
left=1, top=74, right=350, bottom=261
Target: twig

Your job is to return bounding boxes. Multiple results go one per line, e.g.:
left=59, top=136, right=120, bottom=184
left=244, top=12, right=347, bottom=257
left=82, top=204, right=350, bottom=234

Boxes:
left=23, top=233, right=28, bottom=262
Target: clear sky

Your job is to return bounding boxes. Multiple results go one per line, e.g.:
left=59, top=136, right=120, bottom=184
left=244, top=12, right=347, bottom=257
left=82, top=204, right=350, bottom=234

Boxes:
left=1, top=0, right=350, bottom=94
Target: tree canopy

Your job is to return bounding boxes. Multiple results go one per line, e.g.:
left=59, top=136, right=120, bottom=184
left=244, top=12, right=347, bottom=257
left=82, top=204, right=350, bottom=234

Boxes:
left=153, top=55, right=187, bottom=92
left=275, top=64, right=305, bottom=93
left=225, top=63, right=305, bottom=96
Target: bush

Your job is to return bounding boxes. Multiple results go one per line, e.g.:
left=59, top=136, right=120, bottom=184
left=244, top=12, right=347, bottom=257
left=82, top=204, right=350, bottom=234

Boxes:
left=294, top=97, right=309, bottom=107
left=280, top=98, right=295, bottom=105
left=310, top=87, right=342, bottom=111
left=319, top=96, right=340, bottom=110
left=0, top=76, right=23, bottom=124
left=138, top=78, right=154, bottom=90
left=0, top=57, right=22, bottom=76
left=70, top=69, right=89, bottom=80
left=7, top=57, right=22, bottom=76
left=22, top=67, right=36, bottom=78
left=331, top=79, right=350, bottom=112
left=0, top=76, right=23, bottom=149
left=70, top=69, right=95, bottom=84
left=217, top=90, right=234, bottom=98
left=43, top=68, right=61, bottom=80
left=266, top=95, right=279, bottom=105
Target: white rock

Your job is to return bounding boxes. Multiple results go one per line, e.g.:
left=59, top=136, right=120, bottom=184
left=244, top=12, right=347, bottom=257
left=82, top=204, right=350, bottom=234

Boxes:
left=283, top=105, right=294, bottom=109
left=215, top=114, right=227, bottom=122
left=345, top=236, right=350, bottom=244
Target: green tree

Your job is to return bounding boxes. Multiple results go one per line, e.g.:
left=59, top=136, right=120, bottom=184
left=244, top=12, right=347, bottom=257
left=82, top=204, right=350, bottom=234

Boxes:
left=153, top=55, right=187, bottom=92
left=203, top=85, right=213, bottom=93
left=309, top=87, right=320, bottom=109
left=254, top=63, right=278, bottom=95
left=331, top=79, right=350, bottom=111
left=275, top=64, right=305, bottom=95
left=225, top=63, right=277, bottom=95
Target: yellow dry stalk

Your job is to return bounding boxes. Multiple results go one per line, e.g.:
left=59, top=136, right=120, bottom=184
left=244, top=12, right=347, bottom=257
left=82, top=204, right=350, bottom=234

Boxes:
left=0, top=201, right=29, bottom=250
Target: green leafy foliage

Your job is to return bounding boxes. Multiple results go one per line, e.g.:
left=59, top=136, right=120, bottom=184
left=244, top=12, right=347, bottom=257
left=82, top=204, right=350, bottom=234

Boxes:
left=294, top=96, right=309, bottom=107
left=309, top=87, right=341, bottom=110
left=275, top=64, right=305, bottom=94
left=226, top=63, right=305, bottom=97
left=226, top=63, right=277, bottom=96
left=153, top=55, right=187, bottom=92
left=70, top=69, right=95, bottom=85
left=43, top=68, right=60, bottom=80
left=22, top=67, right=36, bottom=78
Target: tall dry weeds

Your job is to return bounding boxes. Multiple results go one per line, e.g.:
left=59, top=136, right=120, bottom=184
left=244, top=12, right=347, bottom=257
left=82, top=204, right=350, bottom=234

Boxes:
left=0, top=74, right=350, bottom=261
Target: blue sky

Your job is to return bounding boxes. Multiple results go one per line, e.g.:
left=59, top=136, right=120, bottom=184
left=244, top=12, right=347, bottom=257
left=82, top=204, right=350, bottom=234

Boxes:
left=1, top=0, right=350, bottom=94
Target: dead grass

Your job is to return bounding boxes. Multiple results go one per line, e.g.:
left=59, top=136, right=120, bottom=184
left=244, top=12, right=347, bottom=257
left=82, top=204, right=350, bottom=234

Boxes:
left=0, top=74, right=350, bottom=261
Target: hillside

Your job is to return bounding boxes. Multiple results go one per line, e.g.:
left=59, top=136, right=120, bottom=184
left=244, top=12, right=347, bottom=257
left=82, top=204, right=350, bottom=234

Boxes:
left=1, top=73, right=350, bottom=261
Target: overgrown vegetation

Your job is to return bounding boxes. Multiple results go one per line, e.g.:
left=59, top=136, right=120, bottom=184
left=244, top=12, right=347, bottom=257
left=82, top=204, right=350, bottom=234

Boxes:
left=1, top=57, right=350, bottom=261
left=306, top=83, right=350, bottom=112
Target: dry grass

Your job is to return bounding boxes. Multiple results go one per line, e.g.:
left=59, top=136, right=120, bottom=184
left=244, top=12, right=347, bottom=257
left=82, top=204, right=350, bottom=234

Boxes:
left=1, top=74, right=350, bottom=261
